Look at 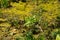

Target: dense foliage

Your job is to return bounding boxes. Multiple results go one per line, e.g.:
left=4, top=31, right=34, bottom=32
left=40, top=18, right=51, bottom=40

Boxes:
left=0, top=0, right=60, bottom=40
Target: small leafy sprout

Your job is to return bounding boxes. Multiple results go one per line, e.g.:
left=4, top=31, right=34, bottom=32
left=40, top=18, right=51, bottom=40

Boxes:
left=1, top=0, right=9, bottom=8
left=24, top=15, right=37, bottom=27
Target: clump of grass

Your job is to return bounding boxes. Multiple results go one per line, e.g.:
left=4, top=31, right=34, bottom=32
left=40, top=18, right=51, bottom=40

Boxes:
left=24, top=15, right=37, bottom=27
left=15, top=30, right=36, bottom=40
left=1, top=0, right=9, bottom=8
left=6, top=15, right=20, bottom=27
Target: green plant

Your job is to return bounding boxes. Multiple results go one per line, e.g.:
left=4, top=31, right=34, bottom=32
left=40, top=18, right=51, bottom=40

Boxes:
left=56, top=34, right=60, bottom=40
left=37, top=35, right=45, bottom=40
left=25, top=31, right=35, bottom=40
left=11, top=19, right=19, bottom=26
left=15, top=30, right=35, bottom=40
left=1, top=0, right=9, bottom=8
left=4, top=14, right=20, bottom=27
left=50, top=29, right=60, bottom=40
left=24, top=15, right=37, bottom=27
left=31, top=6, right=48, bottom=27
left=7, top=17, right=19, bottom=27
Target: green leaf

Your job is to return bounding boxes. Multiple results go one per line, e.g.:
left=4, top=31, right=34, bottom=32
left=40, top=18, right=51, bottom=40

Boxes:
left=56, top=34, right=60, bottom=40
